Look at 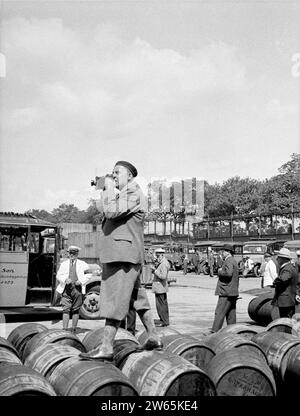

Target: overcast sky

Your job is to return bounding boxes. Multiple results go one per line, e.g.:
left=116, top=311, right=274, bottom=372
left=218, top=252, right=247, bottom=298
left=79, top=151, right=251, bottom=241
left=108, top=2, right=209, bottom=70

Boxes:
left=0, top=0, right=299, bottom=212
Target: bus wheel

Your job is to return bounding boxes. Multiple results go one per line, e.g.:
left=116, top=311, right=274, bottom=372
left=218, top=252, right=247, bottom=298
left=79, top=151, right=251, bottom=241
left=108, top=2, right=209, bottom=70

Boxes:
left=79, top=285, right=101, bottom=320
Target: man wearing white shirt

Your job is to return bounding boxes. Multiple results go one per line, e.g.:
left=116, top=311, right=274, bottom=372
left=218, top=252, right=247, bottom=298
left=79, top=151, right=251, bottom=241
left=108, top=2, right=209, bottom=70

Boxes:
left=56, top=246, right=89, bottom=333
left=242, top=256, right=254, bottom=277
left=262, top=252, right=278, bottom=288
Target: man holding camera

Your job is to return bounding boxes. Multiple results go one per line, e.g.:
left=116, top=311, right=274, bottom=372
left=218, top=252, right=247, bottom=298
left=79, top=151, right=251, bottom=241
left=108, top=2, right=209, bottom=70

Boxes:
left=80, top=161, right=162, bottom=361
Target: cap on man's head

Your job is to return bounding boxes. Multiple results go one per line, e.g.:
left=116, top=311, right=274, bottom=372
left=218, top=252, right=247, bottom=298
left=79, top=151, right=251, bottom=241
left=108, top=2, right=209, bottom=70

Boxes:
left=221, top=243, right=235, bottom=253
left=264, top=252, right=272, bottom=258
left=115, top=161, right=138, bottom=177
left=67, top=245, right=80, bottom=253
left=155, top=248, right=165, bottom=254
left=274, top=247, right=292, bottom=259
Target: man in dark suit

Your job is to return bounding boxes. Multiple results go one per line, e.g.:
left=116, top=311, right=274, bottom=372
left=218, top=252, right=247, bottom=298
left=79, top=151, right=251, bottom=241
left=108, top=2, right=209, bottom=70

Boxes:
left=151, top=248, right=170, bottom=327
left=80, top=161, right=162, bottom=361
left=211, top=243, right=239, bottom=332
left=271, top=248, right=300, bottom=318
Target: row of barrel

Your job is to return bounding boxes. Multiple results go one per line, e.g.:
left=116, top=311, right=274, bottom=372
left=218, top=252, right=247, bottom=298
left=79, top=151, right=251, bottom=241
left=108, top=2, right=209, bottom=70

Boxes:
left=0, top=318, right=300, bottom=396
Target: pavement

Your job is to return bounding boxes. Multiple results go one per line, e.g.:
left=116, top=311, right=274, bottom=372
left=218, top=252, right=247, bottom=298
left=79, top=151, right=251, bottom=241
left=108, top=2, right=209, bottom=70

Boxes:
left=0, top=271, right=263, bottom=341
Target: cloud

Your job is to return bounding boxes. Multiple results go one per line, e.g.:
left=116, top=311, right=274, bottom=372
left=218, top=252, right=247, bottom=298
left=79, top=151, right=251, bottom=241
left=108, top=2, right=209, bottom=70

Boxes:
left=1, top=18, right=247, bottom=139
left=1, top=16, right=296, bottom=211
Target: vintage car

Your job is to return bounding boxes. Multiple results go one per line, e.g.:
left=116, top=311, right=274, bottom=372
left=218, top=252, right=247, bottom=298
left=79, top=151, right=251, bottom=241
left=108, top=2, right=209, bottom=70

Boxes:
left=241, top=239, right=286, bottom=276
left=283, top=240, right=300, bottom=262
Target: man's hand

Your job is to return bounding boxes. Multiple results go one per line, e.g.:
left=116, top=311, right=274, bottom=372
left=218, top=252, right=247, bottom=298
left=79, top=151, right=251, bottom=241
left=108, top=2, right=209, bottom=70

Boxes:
left=104, top=175, right=115, bottom=190
left=75, top=281, right=81, bottom=286
left=65, top=278, right=72, bottom=284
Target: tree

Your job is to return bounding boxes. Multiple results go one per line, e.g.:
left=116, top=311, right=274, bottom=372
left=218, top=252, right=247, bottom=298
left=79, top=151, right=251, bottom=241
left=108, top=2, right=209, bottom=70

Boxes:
left=84, top=199, right=104, bottom=226
left=204, top=177, right=262, bottom=217
left=51, top=204, right=86, bottom=223
left=25, top=209, right=55, bottom=223
left=259, top=153, right=300, bottom=213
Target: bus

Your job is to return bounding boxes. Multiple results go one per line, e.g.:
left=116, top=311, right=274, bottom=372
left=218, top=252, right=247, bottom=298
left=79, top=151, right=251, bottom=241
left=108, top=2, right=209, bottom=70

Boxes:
left=0, top=212, right=102, bottom=319
left=0, top=212, right=63, bottom=308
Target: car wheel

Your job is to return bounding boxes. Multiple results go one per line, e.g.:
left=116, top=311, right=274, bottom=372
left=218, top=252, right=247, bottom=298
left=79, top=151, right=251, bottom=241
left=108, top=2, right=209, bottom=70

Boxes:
left=203, top=265, right=209, bottom=275
left=168, top=260, right=174, bottom=271
left=79, top=285, right=101, bottom=320
left=253, top=265, right=260, bottom=277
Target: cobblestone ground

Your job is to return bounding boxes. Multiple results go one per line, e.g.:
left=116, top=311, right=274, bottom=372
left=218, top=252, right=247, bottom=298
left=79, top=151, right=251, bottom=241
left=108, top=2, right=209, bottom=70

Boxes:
left=1, top=271, right=263, bottom=340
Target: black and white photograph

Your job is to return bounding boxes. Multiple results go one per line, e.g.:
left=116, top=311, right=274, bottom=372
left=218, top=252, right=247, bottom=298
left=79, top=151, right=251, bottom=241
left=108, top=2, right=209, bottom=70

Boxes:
left=0, top=0, right=299, bottom=403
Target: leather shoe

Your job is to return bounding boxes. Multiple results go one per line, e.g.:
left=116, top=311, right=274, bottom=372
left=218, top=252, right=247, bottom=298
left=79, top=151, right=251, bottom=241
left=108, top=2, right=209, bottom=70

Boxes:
left=142, top=338, right=163, bottom=351
left=79, top=348, right=114, bottom=361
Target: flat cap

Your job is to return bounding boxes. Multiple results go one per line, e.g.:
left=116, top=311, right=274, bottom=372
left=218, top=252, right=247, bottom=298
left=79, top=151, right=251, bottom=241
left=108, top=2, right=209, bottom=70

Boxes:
left=155, top=248, right=165, bottom=254
left=274, top=247, right=292, bottom=259
left=67, top=245, right=81, bottom=252
left=221, top=243, right=235, bottom=253
left=115, top=160, right=138, bottom=177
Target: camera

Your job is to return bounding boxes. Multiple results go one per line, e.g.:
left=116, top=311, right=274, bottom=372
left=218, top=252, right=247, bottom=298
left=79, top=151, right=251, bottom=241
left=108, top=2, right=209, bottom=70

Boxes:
left=91, top=175, right=114, bottom=190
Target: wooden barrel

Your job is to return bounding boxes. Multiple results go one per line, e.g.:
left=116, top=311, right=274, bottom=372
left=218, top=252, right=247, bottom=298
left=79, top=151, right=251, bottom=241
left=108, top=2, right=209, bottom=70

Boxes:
left=0, top=363, right=56, bottom=396
left=247, top=325, right=266, bottom=336
left=206, top=349, right=276, bottom=396
left=113, top=339, right=143, bottom=368
left=266, top=318, right=297, bottom=334
left=137, top=327, right=180, bottom=345
left=252, top=331, right=300, bottom=383
left=0, top=348, right=22, bottom=365
left=22, top=329, right=86, bottom=362
left=7, top=323, right=48, bottom=358
left=159, top=334, right=215, bottom=371
left=24, top=343, right=80, bottom=378
left=284, top=344, right=300, bottom=393
left=120, top=350, right=216, bottom=396
left=292, top=321, right=300, bottom=337
left=48, top=356, right=138, bottom=396
left=204, top=332, right=267, bottom=363
left=0, top=336, right=20, bottom=357
left=218, top=324, right=264, bottom=340
left=248, top=294, right=279, bottom=325
left=82, top=327, right=140, bottom=352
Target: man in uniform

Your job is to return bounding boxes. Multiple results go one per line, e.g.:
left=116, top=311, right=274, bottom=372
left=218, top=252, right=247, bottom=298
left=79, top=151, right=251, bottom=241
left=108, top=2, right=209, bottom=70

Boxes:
left=56, top=246, right=89, bottom=333
left=80, top=161, right=162, bottom=361
left=211, top=243, right=239, bottom=332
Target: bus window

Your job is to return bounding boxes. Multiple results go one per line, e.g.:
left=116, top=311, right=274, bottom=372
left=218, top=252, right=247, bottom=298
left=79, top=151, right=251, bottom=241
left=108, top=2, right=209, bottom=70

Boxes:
left=0, top=229, right=28, bottom=251
left=28, top=233, right=40, bottom=253
left=0, top=234, right=10, bottom=251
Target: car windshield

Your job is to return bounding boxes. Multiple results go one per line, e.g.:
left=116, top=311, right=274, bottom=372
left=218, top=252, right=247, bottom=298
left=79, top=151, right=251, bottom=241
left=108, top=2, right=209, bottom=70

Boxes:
left=243, top=244, right=267, bottom=254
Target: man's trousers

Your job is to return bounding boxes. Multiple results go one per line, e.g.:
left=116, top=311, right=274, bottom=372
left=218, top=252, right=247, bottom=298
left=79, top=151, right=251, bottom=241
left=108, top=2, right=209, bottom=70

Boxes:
left=155, top=293, right=169, bottom=326
left=212, top=296, right=237, bottom=332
